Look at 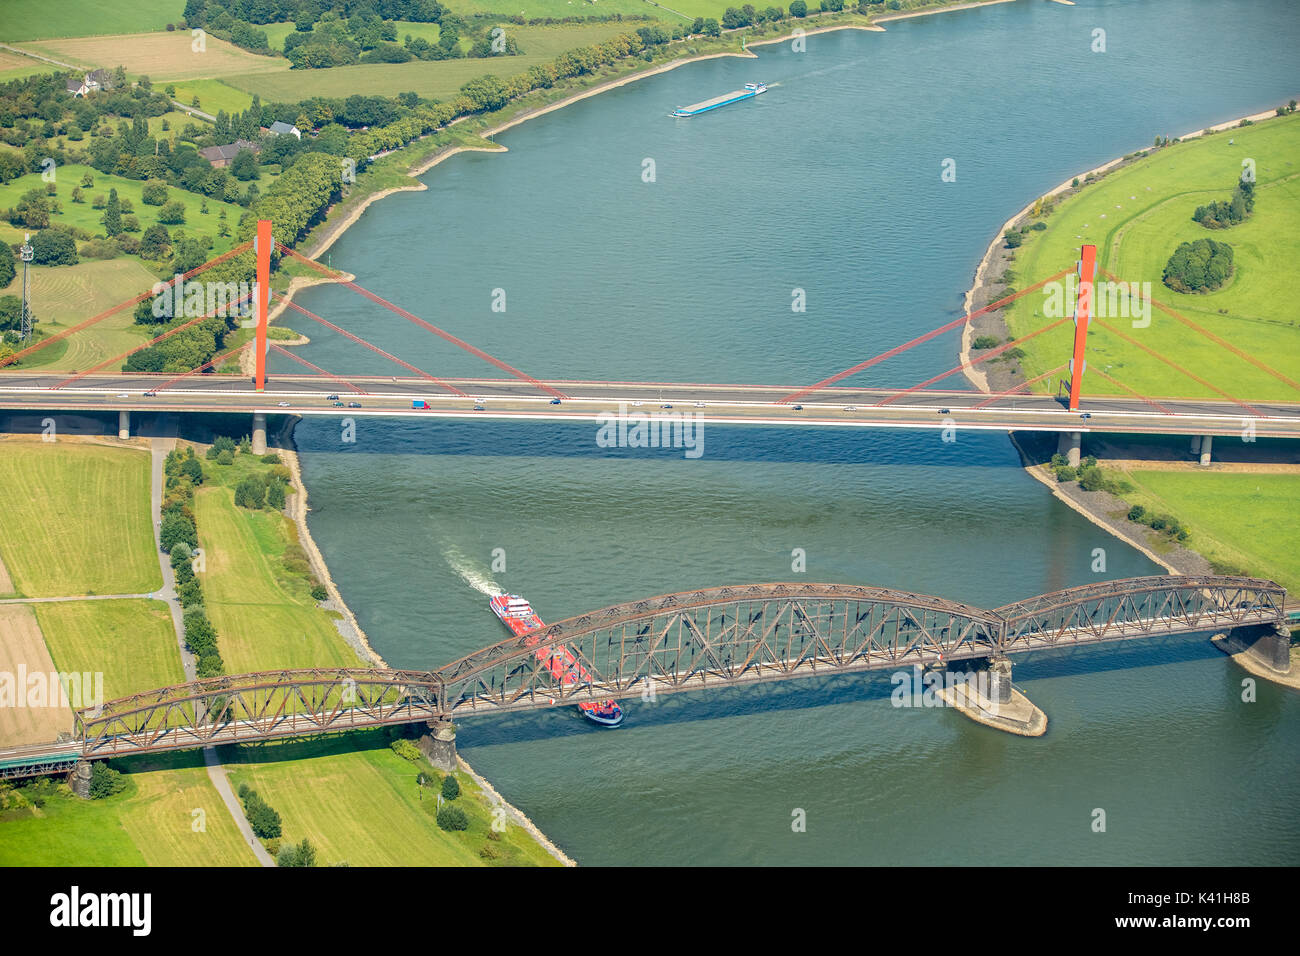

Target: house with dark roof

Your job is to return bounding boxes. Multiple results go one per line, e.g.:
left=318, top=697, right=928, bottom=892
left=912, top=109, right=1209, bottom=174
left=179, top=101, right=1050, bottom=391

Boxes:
left=197, top=139, right=261, bottom=168
left=65, top=69, right=113, bottom=97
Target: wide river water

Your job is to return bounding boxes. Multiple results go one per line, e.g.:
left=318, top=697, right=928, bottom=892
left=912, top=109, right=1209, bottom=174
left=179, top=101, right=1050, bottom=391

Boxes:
left=283, top=0, right=1300, bottom=865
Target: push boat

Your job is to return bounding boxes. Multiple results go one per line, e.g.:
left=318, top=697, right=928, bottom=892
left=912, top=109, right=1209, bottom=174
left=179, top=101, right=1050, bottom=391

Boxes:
left=671, top=82, right=767, bottom=117
left=489, top=594, right=625, bottom=727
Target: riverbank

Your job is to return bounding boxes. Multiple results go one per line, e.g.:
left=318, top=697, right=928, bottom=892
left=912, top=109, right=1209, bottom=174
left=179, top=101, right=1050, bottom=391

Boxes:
left=958, top=104, right=1295, bottom=393
left=963, top=106, right=1300, bottom=596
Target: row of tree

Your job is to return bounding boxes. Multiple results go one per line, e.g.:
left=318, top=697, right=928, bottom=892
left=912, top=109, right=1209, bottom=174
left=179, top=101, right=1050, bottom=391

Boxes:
left=1192, top=177, right=1255, bottom=230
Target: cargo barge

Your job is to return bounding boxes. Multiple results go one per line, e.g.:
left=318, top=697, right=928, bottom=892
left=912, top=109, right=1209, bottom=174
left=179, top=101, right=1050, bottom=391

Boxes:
left=671, top=82, right=766, bottom=117
left=489, top=594, right=624, bottom=727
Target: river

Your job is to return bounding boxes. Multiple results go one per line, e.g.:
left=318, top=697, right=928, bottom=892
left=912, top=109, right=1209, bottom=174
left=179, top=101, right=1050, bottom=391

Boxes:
left=283, top=0, right=1300, bottom=865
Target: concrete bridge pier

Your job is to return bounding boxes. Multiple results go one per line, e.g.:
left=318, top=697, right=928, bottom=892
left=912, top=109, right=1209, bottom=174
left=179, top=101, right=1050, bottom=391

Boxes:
left=1057, top=431, right=1082, bottom=467
left=69, top=760, right=92, bottom=799
left=117, top=409, right=130, bottom=440
left=251, top=411, right=267, bottom=456
left=417, top=719, right=457, bottom=772
left=1199, top=435, right=1213, bottom=466
left=1244, top=622, right=1292, bottom=672
left=987, top=656, right=1014, bottom=704
left=1189, top=435, right=1201, bottom=457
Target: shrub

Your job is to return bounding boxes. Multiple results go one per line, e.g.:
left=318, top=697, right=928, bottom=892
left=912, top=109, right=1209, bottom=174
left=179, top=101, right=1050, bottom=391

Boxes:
left=391, top=739, right=422, bottom=761
left=971, top=335, right=999, bottom=349
left=234, top=476, right=265, bottom=508
left=260, top=453, right=282, bottom=464
left=436, top=805, right=469, bottom=831
left=1054, top=465, right=1076, bottom=482
left=173, top=559, right=195, bottom=585
left=170, top=542, right=192, bottom=567
left=1127, top=504, right=1146, bottom=522
left=178, top=579, right=203, bottom=607
left=310, top=582, right=328, bottom=601
left=1081, top=455, right=1098, bottom=469
left=216, top=449, right=234, bottom=466
left=88, top=762, right=126, bottom=799
left=265, top=480, right=286, bottom=510
left=1077, top=465, right=1104, bottom=492
left=441, top=774, right=460, bottom=801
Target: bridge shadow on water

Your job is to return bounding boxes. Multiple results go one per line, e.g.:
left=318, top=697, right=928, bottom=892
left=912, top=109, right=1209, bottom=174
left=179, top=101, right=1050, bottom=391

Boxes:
left=457, top=633, right=1233, bottom=751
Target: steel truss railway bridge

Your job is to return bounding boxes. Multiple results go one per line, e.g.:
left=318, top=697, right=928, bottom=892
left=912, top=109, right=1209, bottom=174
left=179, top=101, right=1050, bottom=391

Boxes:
left=1, top=226, right=1298, bottom=460
left=0, top=574, right=1288, bottom=779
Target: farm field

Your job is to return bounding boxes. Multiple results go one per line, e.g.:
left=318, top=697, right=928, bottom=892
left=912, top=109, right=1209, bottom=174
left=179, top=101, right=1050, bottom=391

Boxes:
left=35, top=599, right=184, bottom=703
left=0, top=441, right=159, bottom=597
left=1001, top=112, right=1300, bottom=403
left=0, top=48, right=61, bottom=83
left=167, top=78, right=255, bottom=116
left=194, top=454, right=362, bottom=673
left=0, top=605, right=75, bottom=747
left=223, top=21, right=643, bottom=101
left=224, top=733, right=562, bottom=867
left=0, top=758, right=259, bottom=867
left=0, top=1, right=185, bottom=43
left=14, top=31, right=290, bottom=82
left=0, top=259, right=161, bottom=373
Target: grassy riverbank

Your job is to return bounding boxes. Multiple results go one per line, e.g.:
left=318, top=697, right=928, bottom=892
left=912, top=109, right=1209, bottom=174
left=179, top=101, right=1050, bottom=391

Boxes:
left=1113, top=469, right=1300, bottom=592
left=1000, top=111, right=1300, bottom=402
left=225, top=732, right=562, bottom=867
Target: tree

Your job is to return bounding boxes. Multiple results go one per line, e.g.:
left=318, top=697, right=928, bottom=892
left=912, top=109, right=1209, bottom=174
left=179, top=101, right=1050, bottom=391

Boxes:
left=14, top=188, right=50, bottom=229
left=139, top=224, right=171, bottom=258
left=441, top=773, right=460, bottom=801
left=180, top=456, right=204, bottom=485
left=102, top=187, right=122, bottom=236
left=230, top=149, right=260, bottom=183
left=789, top=0, right=807, bottom=15
left=160, top=511, right=197, bottom=553
left=157, top=200, right=187, bottom=225
left=0, top=295, right=24, bottom=331
left=247, top=798, right=282, bottom=839
left=141, top=179, right=169, bottom=205
left=0, top=243, right=14, bottom=288
left=265, top=480, right=286, bottom=510
left=234, top=475, right=266, bottom=508
left=30, top=230, right=78, bottom=266
left=88, top=762, right=127, bottom=799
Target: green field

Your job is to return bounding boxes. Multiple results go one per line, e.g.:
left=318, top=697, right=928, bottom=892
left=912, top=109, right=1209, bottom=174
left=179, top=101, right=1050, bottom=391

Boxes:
left=167, top=78, right=256, bottom=116
left=1002, top=113, right=1300, bottom=403
left=35, top=599, right=184, bottom=702
left=225, top=733, right=561, bottom=866
left=224, top=22, right=643, bottom=101
left=0, top=163, right=246, bottom=257
left=0, top=1, right=185, bottom=42
left=0, top=258, right=161, bottom=372
left=0, top=442, right=160, bottom=597
left=0, top=757, right=259, bottom=867
left=1116, top=469, right=1300, bottom=593
left=194, top=453, right=362, bottom=673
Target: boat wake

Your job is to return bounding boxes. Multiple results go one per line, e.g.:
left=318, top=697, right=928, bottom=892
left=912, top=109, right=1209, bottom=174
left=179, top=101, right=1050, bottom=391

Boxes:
left=442, top=543, right=503, bottom=597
